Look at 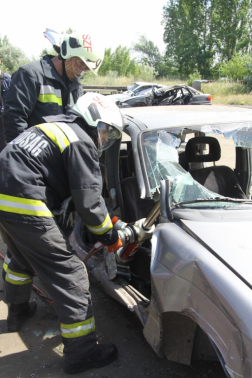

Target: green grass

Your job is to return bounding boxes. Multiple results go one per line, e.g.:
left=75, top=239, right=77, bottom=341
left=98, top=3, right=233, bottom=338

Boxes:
left=82, top=74, right=252, bottom=105
left=201, top=81, right=252, bottom=105
left=82, top=73, right=186, bottom=87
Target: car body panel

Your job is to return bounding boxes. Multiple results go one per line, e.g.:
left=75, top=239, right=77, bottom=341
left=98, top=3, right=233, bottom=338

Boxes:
left=151, top=222, right=252, bottom=378
left=188, top=86, right=212, bottom=105
left=70, top=105, right=252, bottom=378
left=181, top=219, right=252, bottom=287
left=121, top=105, right=252, bottom=130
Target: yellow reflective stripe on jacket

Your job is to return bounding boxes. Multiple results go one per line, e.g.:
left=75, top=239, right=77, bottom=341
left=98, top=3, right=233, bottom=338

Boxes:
left=35, top=123, right=79, bottom=152
left=86, top=213, right=113, bottom=235
left=3, top=262, right=8, bottom=272
left=5, top=268, right=33, bottom=285
left=38, top=94, right=62, bottom=106
left=0, top=193, right=54, bottom=217
left=36, top=123, right=69, bottom=152
left=38, top=85, right=62, bottom=106
left=53, top=122, right=79, bottom=144
left=61, top=316, right=95, bottom=338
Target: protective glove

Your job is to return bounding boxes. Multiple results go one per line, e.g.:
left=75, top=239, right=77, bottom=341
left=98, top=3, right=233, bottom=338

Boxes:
left=111, top=216, right=127, bottom=230
left=111, top=215, right=120, bottom=225
left=107, top=237, right=123, bottom=253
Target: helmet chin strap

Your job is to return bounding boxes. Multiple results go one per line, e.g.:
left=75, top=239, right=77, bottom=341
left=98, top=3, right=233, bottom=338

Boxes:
left=63, top=58, right=76, bottom=81
left=62, top=58, right=78, bottom=82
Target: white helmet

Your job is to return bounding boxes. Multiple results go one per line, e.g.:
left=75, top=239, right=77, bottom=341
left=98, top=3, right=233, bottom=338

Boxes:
left=60, top=32, right=104, bottom=75
left=71, top=93, right=123, bottom=156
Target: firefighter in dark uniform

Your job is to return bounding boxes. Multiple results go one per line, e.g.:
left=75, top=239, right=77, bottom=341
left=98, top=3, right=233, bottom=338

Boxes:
left=2, top=31, right=104, bottom=279
left=0, top=93, right=126, bottom=373
left=0, top=72, right=11, bottom=152
left=3, top=31, right=103, bottom=142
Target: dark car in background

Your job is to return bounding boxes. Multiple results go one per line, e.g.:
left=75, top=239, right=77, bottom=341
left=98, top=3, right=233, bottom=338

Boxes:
left=118, top=84, right=212, bottom=108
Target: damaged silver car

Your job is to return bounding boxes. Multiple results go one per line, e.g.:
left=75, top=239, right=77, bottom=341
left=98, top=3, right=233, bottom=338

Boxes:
left=106, top=81, right=165, bottom=106
left=117, top=84, right=212, bottom=108
left=70, top=105, right=252, bottom=378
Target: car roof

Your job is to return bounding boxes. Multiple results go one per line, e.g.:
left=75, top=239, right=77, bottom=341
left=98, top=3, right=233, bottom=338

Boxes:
left=121, top=105, right=252, bottom=132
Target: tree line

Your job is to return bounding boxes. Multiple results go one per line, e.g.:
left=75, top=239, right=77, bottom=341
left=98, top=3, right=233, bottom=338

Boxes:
left=1, top=0, right=252, bottom=82
left=163, top=0, right=252, bottom=79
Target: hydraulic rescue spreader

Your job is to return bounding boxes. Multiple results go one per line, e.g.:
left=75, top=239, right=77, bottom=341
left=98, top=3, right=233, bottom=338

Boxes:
left=84, top=201, right=160, bottom=264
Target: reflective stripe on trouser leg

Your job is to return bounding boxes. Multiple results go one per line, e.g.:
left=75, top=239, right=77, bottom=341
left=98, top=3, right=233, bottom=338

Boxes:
left=4, top=266, right=33, bottom=304
left=61, top=295, right=97, bottom=359
left=61, top=316, right=96, bottom=358
left=0, top=219, right=97, bottom=357
left=61, top=316, right=95, bottom=338
left=4, top=271, right=33, bottom=304
left=4, top=262, right=33, bottom=304
left=0, top=224, right=34, bottom=304
left=5, top=267, right=32, bottom=285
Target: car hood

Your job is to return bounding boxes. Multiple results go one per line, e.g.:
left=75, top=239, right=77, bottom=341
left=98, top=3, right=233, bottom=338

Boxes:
left=181, top=219, right=252, bottom=288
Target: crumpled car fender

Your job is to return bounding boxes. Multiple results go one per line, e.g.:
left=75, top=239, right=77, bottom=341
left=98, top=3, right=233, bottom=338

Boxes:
left=146, top=223, right=252, bottom=378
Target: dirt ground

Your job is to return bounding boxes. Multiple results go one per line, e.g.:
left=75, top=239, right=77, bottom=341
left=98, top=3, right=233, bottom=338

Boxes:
left=0, top=235, right=227, bottom=378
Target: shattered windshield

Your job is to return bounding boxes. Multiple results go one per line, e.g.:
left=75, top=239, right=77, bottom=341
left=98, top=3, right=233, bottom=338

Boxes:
left=142, top=130, right=220, bottom=203
left=141, top=129, right=252, bottom=209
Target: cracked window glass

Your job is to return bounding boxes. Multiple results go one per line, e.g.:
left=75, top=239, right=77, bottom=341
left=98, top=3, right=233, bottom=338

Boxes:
left=142, top=130, right=220, bottom=204
left=201, top=123, right=252, bottom=148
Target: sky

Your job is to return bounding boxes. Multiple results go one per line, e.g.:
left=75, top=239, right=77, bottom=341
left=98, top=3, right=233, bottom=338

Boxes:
left=0, top=0, right=167, bottom=60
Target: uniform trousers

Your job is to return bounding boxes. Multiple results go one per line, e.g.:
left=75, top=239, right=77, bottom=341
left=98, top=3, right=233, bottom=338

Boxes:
left=0, top=219, right=97, bottom=358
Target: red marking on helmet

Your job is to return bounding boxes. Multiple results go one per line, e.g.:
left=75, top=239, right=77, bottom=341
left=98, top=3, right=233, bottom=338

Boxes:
left=82, top=34, right=92, bottom=52
left=93, top=96, right=112, bottom=111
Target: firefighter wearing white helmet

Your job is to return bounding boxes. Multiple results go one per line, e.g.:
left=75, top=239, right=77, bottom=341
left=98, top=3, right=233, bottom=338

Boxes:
left=70, top=92, right=122, bottom=156
left=3, top=30, right=104, bottom=143
left=0, top=93, right=124, bottom=373
left=60, top=32, right=104, bottom=78
left=2, top=30, right=105, bottom=282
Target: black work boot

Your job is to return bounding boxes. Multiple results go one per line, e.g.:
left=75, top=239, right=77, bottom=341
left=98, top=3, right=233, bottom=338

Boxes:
left=7, top=301, right=37, bottom=332
left=63, top=343, right=118, bottom=374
